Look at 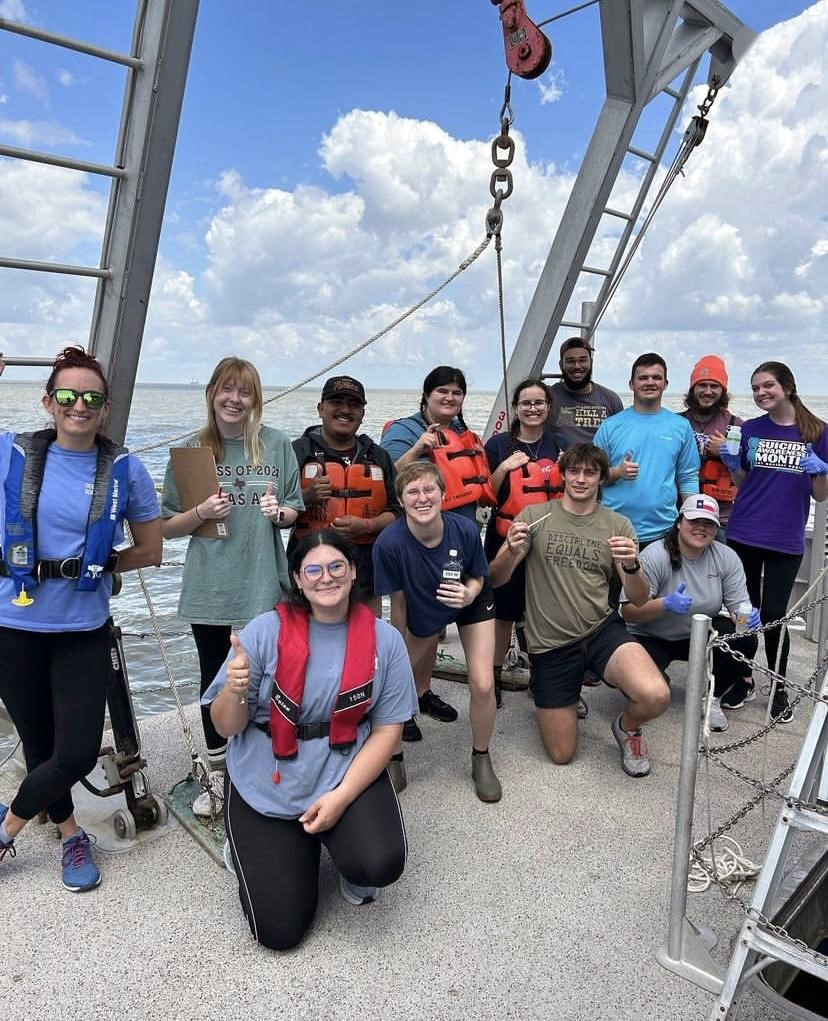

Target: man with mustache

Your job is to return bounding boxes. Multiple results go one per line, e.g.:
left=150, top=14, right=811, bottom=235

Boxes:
left=290, top=376, right=401, bottom=615
left=547, top=337, right=623, bottom=448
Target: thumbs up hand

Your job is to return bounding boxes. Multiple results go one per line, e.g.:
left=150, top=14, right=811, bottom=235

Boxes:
left=663, top=582, right=693, bottom=615
left=226, top=632, right=249, bottom=702
left=260, top=481, right=282, bottom=519
left=801, top=443, right=828, bottom=476
left=616, top=450, right=639, bottom=480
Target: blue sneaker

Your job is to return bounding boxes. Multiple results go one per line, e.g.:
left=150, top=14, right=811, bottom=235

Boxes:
left=61, top=830, right=101, bottom=892
left=0, top=803, right=15, bottom=862
left=338, top=872, right=378, bottom=906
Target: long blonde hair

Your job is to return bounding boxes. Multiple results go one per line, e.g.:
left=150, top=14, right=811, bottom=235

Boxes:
left=199, top=357, right=264, bottom=465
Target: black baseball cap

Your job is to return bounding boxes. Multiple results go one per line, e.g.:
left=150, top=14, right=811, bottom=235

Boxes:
left=560, top=337, right=594, bottom=356
left=321, top=375, right=366, bottom=404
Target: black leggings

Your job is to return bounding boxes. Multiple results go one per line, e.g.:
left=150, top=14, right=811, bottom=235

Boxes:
left=225, top=771, right=407, bottom=951
left=190, top=623, right=231, bottom=762
left=636, top=616, right=758, bottom=697
left=0, top=623, right=110, bottom=824
left=727, top=540, right=802, bottom=680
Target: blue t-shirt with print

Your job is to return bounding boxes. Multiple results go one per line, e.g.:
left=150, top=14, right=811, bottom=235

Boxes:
left=372, top=513, right=488, bottom=637
left=0, top=432, right=159, bottom=632
left=201, top=613, right=417, bottom=819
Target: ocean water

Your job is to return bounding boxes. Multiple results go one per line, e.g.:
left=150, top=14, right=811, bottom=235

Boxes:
left=1, top=382, right=827, bottom=755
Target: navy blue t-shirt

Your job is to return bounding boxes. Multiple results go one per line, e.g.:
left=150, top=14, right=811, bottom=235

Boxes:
left=372, top=514, right=488, bottom=637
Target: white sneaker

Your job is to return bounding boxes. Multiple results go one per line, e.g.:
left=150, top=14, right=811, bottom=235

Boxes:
left=192, top=770, right=224, bottom=818
left=223, top=839, right=235, bottom=875
left=708, top=697, right=729, bottom=733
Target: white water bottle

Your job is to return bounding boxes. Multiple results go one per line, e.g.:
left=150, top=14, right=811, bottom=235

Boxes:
left=725, top=424, right=741, bottom=456
left=736, top=601, right=751, bottom=628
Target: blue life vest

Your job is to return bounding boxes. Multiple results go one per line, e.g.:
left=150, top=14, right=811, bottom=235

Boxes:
left=2, top=429, right=130, bottom=593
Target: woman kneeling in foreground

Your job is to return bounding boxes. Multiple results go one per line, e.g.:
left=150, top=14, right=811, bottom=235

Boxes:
left=203, top=529, right=417, bottom=950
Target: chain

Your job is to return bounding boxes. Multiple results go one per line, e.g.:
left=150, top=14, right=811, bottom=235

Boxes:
left=697, top=75, right=721, bottom=118
left=485, top=83, right=515, bottom=239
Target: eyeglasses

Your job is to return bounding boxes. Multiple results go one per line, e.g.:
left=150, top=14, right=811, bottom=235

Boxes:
left=302, top=559, right=349, bottom=582
left=517, top=399, right=548, bottom=410
left=49, top=388, right=107, bottom=410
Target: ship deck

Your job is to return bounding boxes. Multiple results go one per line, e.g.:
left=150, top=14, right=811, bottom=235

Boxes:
left=2, top=627, right=825, bottom=1021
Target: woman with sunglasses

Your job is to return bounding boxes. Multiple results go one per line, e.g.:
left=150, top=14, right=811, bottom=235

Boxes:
left=0, top=348, right=161, bottom=889
left=161, top=357, right=304, bottom=814
left=483, top=378, right=561, bottom=705
left=202, top=529, right=416, bottom=950
left=381, top=365, right=493, bottom=522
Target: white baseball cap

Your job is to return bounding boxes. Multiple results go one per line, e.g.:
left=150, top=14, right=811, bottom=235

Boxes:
left=680, top=494, right=720, bottom=525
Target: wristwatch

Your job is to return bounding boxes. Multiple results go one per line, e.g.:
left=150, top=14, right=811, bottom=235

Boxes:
left=621, top=558, right=641, bottom=574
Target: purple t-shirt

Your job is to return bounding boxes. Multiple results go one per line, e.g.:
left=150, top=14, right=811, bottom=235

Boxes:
left=725, top=416, right=828, bottom=555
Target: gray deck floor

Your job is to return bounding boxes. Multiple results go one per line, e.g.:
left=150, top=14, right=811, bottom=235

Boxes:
left=1, top=628, right=825, bottom=1021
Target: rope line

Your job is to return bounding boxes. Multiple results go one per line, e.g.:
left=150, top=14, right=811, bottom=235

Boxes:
left=132, top=235, right=492, bottom=456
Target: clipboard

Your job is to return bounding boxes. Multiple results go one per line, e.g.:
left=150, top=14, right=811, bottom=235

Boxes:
left=169, top=447, right=229, bottom=539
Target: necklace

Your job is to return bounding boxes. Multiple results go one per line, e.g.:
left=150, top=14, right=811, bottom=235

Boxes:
left=517, top=435, right=543, bottom=460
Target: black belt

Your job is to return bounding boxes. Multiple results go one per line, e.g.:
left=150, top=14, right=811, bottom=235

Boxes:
left=255, top=720, right=330, bottom=741
left=0, top=551, right=119, bottom=582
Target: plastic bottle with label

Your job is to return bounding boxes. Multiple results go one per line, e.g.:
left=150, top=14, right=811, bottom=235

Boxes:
left=736, top=601, right=751, bottom=628
left=725, top=424, right=742, bottom=456
left=441, top=549, right=463, bottom=584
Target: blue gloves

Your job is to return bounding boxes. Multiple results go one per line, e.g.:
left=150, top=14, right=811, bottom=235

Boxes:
left=747, top=607, right=761, bottom=630
left=663, top=582, right=693, bottom=615
left=801, top=443, right=828, bottom=476
left=719, top=448, right=741, bottom=474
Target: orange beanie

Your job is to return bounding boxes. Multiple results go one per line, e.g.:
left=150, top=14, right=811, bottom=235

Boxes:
left=690, top=355, right=728, bottom=389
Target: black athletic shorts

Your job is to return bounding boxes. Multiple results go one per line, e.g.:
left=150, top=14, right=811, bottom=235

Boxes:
left=353, top=543, right=376, bottom=599
left=455, top=580, right=497, bottom=629
left=528, top=613, right=639, bottom=709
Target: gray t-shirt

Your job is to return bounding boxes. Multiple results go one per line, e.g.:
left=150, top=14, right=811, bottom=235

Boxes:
left=161, top=425, right=304, bottom=626
left=548, top=380, right=623, bottom=448
left=622, top=538, right=749, bottom=642
left=201, top=613, right=417, bottom=818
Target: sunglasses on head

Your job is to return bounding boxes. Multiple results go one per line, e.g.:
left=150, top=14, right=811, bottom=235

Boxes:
left=49, top=388, right=107, bottom=410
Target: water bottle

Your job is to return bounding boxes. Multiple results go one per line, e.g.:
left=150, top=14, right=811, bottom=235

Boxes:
left=725, top=424, right=742, bottom=456
left=736, top=601, right=751, bottom=628
left=441, top=549, right=463, bottom=584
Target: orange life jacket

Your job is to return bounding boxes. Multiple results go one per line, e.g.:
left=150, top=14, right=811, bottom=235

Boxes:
left=700, top=457, right=737, bottom=504
left=430, top=428, right=497, bottom=510
left=494, top=460, right=564, bottom=538
left=295, top=458, right=387, bottom=544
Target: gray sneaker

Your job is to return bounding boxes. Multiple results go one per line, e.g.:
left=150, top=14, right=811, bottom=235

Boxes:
left=708, top=697, right=728, bottom=733
left=611, top=715, right=651, bottom=777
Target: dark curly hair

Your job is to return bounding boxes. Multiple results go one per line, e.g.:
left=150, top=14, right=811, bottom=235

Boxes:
left=285, top=529, right=363, bottom=613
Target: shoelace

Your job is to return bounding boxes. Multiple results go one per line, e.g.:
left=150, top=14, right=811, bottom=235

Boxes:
left=62, top=834, right=92, bottom=870
left=0, top=841, right=15, bottom=861
left=626, top=731, right=648, bottom=759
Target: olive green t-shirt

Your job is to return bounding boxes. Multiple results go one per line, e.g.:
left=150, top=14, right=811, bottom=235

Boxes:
left=161, top=425, right=303, bottom=627
left=517, top=501, right=637, bottom=652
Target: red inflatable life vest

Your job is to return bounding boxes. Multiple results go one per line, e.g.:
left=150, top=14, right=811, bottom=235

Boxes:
left=430, top=428, right=497, bottom=511
left=294, top=458, right=387, bottom=544
left=269, top=602, right=375, bottom=769
left=700, top=457, right=737, bottom=504
left=494, top=460, right=564, bottom=538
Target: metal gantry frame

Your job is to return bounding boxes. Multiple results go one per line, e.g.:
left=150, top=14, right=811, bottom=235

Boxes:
left=0, top=0, right=199, bottom=444
left=483, top=0, right=756, bottom=439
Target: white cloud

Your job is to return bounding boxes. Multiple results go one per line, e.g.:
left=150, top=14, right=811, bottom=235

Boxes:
left=12, top=59, right=49, bottom=107
left=0, top=0, right=27, bottom=18
left=55, top=69, right=76, bottom=88
left=0, top=95, right=8, bottom=105
left=537, top=66, right=565, bottom=105
left=0, top=117, right=87, bottom=148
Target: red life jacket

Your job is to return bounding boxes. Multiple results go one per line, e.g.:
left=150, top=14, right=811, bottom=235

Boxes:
left=270, top=602, right=376, bottom=764
left=294, top=458, right=387, bottom=544
left=494, top=460, right=564, bottom=538
left=700, top=458, right=737, bottom=503
left=430, top=428, right=497, bottom=510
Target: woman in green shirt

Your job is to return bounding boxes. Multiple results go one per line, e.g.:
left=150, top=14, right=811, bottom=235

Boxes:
left=161, top=358, right=303, bottom=811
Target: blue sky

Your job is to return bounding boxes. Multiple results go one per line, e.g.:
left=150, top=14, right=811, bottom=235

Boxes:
left=0, top=0, right=825, bottom=392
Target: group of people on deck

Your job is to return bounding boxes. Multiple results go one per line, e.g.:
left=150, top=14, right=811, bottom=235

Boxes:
left=1, top=341, right=827, bottom=953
